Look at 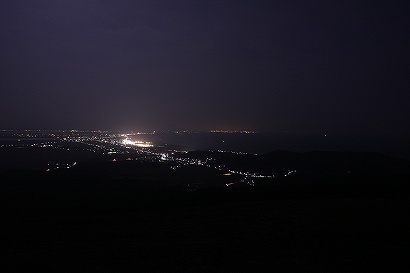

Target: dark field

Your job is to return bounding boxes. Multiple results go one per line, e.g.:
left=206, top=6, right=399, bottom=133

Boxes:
left=2, top=159, right=409, bottom=272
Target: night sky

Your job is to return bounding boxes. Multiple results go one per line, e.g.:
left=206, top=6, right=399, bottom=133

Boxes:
left=1, top=1, right=409, bottom=134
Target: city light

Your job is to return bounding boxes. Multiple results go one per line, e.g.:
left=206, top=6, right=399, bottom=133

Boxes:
left=122, top=139, right=153, bottom=148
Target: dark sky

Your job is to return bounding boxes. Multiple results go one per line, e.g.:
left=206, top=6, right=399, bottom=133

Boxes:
left=1, top=0, right=409, bottom=134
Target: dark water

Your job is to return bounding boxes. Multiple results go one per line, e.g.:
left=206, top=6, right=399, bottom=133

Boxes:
left=141, top=132, right=410, bottom=160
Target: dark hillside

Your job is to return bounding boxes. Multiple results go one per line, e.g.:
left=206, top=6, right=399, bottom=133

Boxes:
left=1, top=151, right=409, bottom=272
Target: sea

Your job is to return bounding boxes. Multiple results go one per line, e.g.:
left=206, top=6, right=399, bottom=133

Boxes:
left=143, top=132, right=410, bottom=160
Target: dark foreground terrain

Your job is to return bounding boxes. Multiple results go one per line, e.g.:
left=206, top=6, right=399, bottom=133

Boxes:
left=1, top=153, right=409, bottom=272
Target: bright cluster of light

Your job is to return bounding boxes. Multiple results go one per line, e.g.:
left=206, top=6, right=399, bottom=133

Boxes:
left=122, top=139, right=153, bottom=148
